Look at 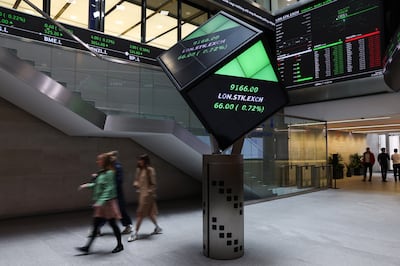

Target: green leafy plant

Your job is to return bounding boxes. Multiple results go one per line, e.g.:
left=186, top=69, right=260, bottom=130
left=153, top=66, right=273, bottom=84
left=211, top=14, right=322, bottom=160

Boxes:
left=329, top=153, right=344, bottom=179
left=349, top=153, right=362, bottom=169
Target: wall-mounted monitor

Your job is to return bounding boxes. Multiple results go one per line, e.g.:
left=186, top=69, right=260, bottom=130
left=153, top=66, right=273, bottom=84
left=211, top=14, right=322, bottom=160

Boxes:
left=275, top=0, right=384, bottom=90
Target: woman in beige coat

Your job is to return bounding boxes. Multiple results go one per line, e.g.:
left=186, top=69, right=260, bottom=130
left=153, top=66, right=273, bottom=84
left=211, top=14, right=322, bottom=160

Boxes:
left=128, top=154, right=162, bottom=242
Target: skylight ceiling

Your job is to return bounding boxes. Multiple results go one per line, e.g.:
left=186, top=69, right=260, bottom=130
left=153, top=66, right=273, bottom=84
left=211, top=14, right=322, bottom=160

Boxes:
left=3, top=0, right=207, bottom=49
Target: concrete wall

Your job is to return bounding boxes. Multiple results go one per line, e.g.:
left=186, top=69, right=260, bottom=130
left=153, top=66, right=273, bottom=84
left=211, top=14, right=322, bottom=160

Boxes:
left=0, top=97, right=201, bottom=219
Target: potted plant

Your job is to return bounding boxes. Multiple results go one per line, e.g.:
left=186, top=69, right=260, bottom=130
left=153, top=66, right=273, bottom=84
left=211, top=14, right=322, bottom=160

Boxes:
left=349, top=153, right=363, bottom=175
left=328, top=153, right=344, bottom=179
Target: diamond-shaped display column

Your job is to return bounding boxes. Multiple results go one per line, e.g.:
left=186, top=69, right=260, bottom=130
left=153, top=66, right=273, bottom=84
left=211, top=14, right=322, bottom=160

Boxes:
left=202, top=154, right=244, bottom=259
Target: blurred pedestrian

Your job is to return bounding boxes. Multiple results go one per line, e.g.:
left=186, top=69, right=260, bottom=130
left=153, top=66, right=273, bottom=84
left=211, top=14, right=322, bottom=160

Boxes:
left=76, top=153, right=123, bottom=254
left=128, top=154, right=162, bottom=242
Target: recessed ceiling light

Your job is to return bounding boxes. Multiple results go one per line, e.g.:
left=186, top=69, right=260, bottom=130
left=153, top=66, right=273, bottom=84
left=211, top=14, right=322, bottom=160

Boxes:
left=328, top=124, right=400, bottom=131
left=116, top=4, right=125, bottom=11
left=115, top=20, right=123, bottom=25
left=156, top=25, right=163, bottom=29
left=93, top=11, right=100, bottom=18
left=23, top=9, right=35, bottom=15
left=70, top=15, right=77, bottom=20
left=160, top=10, right=169, bottom=16
left=327, top=117, right=391, bottom=124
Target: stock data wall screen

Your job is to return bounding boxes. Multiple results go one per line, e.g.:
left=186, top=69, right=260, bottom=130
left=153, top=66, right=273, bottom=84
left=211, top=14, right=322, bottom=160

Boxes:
left=275, top=0, right=384, bottom=89
left=0, top=6, right=163, bottom=65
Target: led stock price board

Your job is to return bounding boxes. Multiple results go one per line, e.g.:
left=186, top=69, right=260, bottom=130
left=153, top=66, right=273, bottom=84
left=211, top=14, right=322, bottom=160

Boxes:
left=275, top=0, right=384, bottom=89
left=187, top=40, right=287, bottom=149
left=158, top=12, right=288, bottom=150
left=0, top=6, right=163, bottom=65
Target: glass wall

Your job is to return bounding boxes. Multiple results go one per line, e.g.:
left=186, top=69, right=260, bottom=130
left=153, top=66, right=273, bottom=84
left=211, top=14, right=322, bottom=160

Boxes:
left=243, top=115, right=328, bottom=201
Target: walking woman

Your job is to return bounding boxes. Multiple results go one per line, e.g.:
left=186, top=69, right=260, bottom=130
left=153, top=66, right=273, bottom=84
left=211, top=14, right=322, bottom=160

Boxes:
left=77, top=153, right=123, bottom=254
left=128, top=154, right=162, bottom=242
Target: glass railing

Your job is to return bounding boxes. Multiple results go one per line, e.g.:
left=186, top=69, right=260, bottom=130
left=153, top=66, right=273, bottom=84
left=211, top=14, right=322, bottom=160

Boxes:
left=0, top=33, right=203, bottom=128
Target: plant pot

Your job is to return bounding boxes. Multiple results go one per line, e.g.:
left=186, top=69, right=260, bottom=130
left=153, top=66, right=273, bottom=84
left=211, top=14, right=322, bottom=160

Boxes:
left=352, top=167, right=363, bottom=176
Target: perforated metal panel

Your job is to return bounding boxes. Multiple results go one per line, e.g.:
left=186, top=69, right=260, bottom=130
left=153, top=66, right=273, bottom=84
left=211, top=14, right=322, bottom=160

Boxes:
left=203, top=154, right=244, bottom=259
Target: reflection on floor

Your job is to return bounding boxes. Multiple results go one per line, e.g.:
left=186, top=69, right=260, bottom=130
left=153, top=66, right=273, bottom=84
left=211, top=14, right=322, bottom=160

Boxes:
left=1, top=174, right=400, bottom=266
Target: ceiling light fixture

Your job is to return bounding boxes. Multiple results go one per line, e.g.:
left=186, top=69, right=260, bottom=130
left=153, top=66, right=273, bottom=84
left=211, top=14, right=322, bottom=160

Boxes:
left=290, top=121, right=326, bottom=127
left=23, top=9, right=35, bottom=15
left=116, top=4, right=125, bottom=11
left=92, top=11, right=100, bottom=18
left=160, top=10, right=169, bottom=16
left=328, top=123, right=400, bottom=131
left=327, top=116, right=391, bottom=124
left=352, top=129, right=400, bottom=134
left=274, top=128, right=307, bottom=132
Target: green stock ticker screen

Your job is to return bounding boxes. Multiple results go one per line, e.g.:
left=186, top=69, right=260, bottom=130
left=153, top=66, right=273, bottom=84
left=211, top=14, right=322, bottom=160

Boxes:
left=157, top=12, right=288, bottom=150
left=157, top=12, right=260, bottom=91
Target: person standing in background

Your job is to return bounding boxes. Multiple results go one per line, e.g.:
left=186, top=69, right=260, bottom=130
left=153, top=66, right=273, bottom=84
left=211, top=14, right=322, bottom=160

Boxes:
left=378, top=148, right=390, bottom=182
left=77, top=153, right=123, bottom=254
left=128, top=154, right=162, bottom=242
left=391, top=149, right=400, bottom=182
left=362, top=147, right=375, bottom=182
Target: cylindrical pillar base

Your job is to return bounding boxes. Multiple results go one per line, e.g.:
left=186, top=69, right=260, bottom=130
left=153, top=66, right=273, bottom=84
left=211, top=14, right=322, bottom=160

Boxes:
left=203, top=154, right=244, bottom=260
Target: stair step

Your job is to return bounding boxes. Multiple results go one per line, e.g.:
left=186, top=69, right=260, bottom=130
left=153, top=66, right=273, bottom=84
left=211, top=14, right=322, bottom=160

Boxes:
left=5, top=47, right=18, bottom=55
left=58, top=81, right=67, bottom=88
left=40, top=71, right=52, bottom=77
left=23, top=59, right=35, bottom=66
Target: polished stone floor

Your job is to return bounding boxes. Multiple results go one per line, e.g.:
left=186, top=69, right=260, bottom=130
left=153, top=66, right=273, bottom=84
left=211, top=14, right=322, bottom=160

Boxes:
left=1, top=174, right=400, bottom=266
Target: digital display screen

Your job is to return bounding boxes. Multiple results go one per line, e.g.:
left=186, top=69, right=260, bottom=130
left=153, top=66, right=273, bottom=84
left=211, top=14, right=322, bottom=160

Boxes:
left=158, top=12, right=288, bottom=150
left=186, top=40, right=287, bottom=150
left=158, top=12, right=261, bottom=91
left=275, top=0, right=384, bottom=89
left=0, top=6, right=163, bottom=65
